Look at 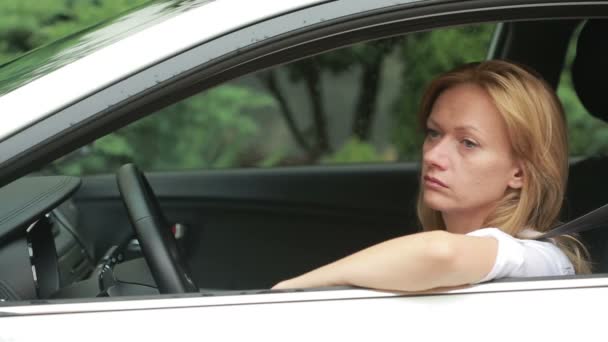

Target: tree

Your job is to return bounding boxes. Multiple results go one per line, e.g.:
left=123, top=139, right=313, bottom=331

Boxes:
left=50, top=85, right=277, bottom=174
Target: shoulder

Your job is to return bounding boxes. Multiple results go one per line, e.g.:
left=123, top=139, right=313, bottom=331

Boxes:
left=466, top=227, right=575, bottom=282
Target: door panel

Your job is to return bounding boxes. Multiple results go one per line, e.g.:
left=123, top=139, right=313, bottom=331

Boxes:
left=73, top=163, right=421, bottom=289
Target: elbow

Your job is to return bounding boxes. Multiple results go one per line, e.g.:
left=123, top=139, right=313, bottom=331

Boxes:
left=423, top=230, right=458, bottom=270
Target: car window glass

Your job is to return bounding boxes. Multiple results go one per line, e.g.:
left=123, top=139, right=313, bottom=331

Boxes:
left=47, top=24, right=495, bottom=175
left=557, top=21, right=608, bottom=158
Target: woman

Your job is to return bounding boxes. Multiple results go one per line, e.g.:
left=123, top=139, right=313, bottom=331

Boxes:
left=272, top=60, right=590, bottom=292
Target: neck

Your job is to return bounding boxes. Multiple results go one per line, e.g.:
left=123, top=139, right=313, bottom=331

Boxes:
left=442, top=205, right=495, bottom=234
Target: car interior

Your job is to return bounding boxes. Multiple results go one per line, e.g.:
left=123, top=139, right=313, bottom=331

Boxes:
left=1, top=17, right=608, bottom=302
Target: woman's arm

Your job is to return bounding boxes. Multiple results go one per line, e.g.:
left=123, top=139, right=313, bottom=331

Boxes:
left=272, top=230, right=498, bottom=292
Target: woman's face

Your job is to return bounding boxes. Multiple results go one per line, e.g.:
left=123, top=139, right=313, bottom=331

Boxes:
left=422, top=83, right=523, bottom=221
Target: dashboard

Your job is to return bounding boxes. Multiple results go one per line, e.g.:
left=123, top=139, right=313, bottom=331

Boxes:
left=0, top=176, right=158, bottom=302
left=0, top=176, right=83, bottom=301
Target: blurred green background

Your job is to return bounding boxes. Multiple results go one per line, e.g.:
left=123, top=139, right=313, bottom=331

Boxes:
left=1, top=0, right=607, bottom=175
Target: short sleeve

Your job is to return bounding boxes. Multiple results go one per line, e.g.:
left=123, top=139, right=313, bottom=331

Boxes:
left=466, top=228, right=575, bottom=284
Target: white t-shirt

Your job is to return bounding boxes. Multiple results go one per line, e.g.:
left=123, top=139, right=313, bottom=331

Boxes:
left=466, top=228, right=575, bottom=283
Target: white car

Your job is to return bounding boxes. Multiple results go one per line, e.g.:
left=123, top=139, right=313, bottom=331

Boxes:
left=1, top=0, right=608, bottom=340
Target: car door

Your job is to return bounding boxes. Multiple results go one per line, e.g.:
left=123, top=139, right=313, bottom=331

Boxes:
left=3, top=0, right=608, bottom=340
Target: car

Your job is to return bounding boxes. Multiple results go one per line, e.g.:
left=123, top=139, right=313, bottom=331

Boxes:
left=1, top=0, right=608, bottom=340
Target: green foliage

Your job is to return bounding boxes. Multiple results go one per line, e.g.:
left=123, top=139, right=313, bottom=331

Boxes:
left=321, top=138, right=389, bottom=164
left=52, top=85, right=277, bottom=174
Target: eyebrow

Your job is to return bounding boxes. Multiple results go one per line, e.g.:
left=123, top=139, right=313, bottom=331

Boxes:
left=427, top=118, right=483, bottom=135
left=455, top=125, right=482, bottom=134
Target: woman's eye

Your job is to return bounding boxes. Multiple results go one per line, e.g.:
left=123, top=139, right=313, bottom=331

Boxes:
left=462, top=139, right=478, bottom=149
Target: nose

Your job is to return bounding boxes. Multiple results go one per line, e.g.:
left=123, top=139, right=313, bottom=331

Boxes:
left=423, top=137, right=449, bottom=171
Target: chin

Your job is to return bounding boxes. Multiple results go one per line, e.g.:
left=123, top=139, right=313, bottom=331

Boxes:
left=422, top=192, right=453, bottom=212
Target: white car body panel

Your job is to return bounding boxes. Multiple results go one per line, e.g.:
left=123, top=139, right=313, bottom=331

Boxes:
left=1, top=278, right=607, bottom=340
left=0, top=0, right=324, bottom=141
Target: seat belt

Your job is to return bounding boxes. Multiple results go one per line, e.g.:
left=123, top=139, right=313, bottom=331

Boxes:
left=535, top=203, right=608, bottom=239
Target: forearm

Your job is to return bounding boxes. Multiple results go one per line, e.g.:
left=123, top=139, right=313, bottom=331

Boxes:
left=272, top=230, right=497, bottom=292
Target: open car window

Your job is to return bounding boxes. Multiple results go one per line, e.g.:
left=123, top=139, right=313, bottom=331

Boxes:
left=47, top=24, right=495, bottom=175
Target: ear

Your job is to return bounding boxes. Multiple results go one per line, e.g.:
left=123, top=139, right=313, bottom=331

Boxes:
left=507, top=162, right=524, bottom=189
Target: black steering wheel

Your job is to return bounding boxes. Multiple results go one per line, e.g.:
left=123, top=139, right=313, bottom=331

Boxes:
left=116, top=163, right=197, bottom=294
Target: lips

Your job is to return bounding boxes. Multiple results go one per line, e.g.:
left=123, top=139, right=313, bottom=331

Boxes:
left=424, top=175, right=448, bottom=188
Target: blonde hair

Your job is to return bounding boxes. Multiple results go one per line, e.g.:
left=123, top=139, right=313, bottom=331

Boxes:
left=416, top=60, right=591, bottom=274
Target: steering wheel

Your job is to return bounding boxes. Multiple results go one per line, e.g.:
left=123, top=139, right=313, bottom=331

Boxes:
left=116, top=163, right=197, bottom=294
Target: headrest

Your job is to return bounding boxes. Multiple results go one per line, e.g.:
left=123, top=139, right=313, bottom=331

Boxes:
left=572, top=20, right=608, bottom=122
